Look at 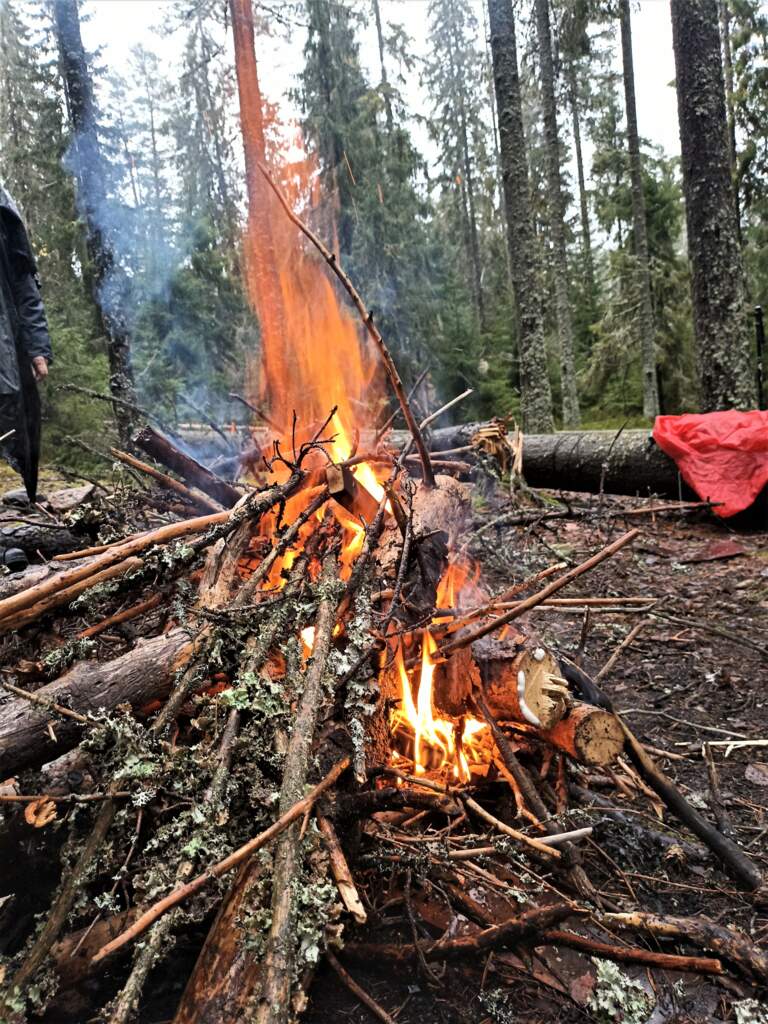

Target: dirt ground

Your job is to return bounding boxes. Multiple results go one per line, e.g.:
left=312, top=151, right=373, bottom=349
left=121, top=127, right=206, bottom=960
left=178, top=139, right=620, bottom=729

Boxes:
left=302, top=489, right=768, bottom=1024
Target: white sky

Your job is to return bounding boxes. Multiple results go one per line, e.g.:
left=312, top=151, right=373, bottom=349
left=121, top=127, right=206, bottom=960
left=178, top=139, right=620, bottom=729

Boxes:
left=83, top=0, right=682, bottom=179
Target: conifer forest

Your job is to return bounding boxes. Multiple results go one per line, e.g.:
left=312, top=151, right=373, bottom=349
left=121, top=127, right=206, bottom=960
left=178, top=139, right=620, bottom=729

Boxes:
left=0, top=1, right=767, bottom=1023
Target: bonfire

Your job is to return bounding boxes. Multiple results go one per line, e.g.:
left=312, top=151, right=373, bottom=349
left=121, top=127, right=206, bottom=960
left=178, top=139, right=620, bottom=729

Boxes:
left=0, top=8, right=765, bottom=1023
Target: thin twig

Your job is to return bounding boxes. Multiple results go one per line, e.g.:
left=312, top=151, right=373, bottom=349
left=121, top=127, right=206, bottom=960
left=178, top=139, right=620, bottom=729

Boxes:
left=326, top=949, right=398, bottom=1024
left=441, top=530, right=640, bottom=655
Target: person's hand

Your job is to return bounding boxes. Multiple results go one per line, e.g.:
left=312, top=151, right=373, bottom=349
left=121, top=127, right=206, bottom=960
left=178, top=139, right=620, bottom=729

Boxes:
left=31, top=356, right=49, bottom=382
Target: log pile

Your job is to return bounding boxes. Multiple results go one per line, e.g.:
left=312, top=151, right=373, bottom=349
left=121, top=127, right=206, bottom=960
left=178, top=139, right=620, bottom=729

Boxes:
left=0, top=411, right=764, bottom=1024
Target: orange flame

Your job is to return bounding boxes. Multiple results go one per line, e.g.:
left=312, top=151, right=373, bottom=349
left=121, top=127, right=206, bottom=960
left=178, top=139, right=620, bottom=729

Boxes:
left=390, top=634, right=487, bottom=783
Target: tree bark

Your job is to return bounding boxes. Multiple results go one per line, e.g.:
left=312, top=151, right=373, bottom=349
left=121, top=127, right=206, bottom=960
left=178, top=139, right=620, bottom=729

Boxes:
left=133, top=425, right=242, bottom=507
left=619, top=0, right=660, bottom=419
left=487, top=0, right=555, bottom=434
left=53, top=0, right=137, bottom=445
left=0, top=523, right=82, bottom=559
left=393, top=422, right=681, bottom=498
left=0, top=628, right=196, bottom=777
left=670, top=0, right=756, bottom=410
left=718, top=0, right=741, bottom=243
left=533, top=0, right=581, bottom=428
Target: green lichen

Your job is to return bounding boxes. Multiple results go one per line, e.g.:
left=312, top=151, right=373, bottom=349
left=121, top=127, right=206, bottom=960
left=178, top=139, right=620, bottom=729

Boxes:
left=479, top=987, right=517, bottom=1023
left=588, top=958, right=654, bottom=1023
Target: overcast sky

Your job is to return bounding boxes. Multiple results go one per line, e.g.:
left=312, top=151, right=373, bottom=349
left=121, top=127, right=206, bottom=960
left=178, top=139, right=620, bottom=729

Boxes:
left=83, top=0, right=682, bottom=179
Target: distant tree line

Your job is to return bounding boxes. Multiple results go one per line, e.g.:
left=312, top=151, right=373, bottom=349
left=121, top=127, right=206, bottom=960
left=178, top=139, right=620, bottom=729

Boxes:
left=0, top=0, right=765, bottom=464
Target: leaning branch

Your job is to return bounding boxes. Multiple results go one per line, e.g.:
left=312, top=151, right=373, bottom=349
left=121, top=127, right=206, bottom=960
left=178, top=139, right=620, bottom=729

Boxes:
left=91, top=757, right=350, bottom=963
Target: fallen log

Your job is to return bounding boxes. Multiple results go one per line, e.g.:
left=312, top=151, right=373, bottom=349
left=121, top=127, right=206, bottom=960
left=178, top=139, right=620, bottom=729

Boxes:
left=0, top=628, right=197, bottom=777
left=0, top=522, right=83, bottom=559
left=392, top=425, right=684, bottom=499
left=133, top=425, right=243, bottom=508
left=540, top=703, right=625, bottom=767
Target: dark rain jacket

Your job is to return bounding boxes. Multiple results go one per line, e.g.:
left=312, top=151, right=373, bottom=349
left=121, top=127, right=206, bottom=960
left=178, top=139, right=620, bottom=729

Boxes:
left=0, top=187, right=53, bottom=503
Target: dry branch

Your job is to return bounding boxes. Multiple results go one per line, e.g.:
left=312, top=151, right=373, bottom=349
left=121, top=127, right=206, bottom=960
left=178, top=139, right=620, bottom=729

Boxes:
left=110, top=446, right=223, bottom=512
left=91, top=757, right=351, bottom=964
left=440, top=529, right=640, bottom=655
left=133, top=424, right=243, bottom=507
left=252, top=545, right=342, bottom=1024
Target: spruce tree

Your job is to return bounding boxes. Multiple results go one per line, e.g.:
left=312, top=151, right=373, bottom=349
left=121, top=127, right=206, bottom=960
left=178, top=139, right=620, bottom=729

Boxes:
left=671, top=0, right=756, bottom=409
left=424, top=0, right=491, bottom=337
left=619, top=0, right=660, bottom=418
left=533, top=0, right=580, bottom=426
left=487, top=0, right=554, bottom=432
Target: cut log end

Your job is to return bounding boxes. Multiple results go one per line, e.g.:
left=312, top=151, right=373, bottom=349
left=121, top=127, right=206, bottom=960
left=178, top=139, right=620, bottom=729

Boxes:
left=542, top=704, right=625, bottom=766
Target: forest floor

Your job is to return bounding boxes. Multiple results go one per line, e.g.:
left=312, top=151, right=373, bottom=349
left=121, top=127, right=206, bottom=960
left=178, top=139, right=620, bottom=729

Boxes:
left=303, top=488, right=768, bottom=1024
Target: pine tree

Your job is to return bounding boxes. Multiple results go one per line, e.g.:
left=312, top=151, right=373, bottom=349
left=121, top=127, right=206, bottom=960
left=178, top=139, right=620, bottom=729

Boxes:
left=533, top=0, right=580, bottom=426
left=670, top=0, right=756, bottom=409
left=619, top=0, right=660, bottom=418
left=487, top=0, right=554, bottom=432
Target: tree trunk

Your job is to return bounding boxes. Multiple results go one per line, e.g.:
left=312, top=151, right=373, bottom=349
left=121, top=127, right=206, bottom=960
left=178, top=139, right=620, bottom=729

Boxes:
left=619, top=0, right=660, bottom=419
left=393, top=422, right=682, bottom=498
left=533, top=0, right=581, bottom=428
left=52, top=0, right=137, bottom=446
left=718, top=0, right=741, bottom=244
left=487, top=0, right=555, bottom=434
left=566, top=61, right=595, bottom=302
left=670, top=0, right=756, bottom=411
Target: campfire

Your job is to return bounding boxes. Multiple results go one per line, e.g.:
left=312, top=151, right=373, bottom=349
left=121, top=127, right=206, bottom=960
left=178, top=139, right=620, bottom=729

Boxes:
left=0, top=20, right=765, bottom=1024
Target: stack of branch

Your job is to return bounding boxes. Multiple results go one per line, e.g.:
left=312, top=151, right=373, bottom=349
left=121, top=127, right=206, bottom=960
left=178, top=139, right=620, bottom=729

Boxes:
left=0, top=417, right=763, bottom=1024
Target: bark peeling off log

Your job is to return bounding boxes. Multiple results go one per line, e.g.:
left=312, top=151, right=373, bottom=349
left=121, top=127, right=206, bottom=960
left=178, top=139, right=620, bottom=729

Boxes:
left=0, top=629, right=195, bottom=777
left=377, top=474, right=470, bottom=617
left=474, top=635, right=565, bottom=731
